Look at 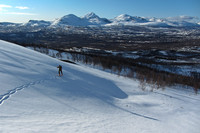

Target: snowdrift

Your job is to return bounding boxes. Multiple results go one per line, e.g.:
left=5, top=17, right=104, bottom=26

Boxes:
left=0, top=40, right=200, bottom=133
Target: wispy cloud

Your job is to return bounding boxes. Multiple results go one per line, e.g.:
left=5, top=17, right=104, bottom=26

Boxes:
left=0, top=4, right=36, bottom=16
left=15, top=6, right=29, bottom=10
left=4, top=12, right=36, bottom=15
left=0, top=4, right=12, bottom=8
left=167, top=16, right=200, bottom=23
left=0, top=4, right=12, bottom=11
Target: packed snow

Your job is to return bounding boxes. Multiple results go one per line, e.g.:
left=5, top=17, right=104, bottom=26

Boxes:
left=0, top=40, right=200, bottom=133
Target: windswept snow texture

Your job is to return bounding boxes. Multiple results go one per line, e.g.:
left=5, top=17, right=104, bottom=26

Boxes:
left=0, top=40, right=200, bottom=133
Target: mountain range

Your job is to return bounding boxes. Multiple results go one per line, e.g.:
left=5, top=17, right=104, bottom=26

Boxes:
left=1, top=12, right=200, bottom=27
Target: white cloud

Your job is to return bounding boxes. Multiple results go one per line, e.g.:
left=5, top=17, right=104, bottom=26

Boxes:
left=0, top=4, right=12, bottom=11
left=0, top=5, right=36, bottom=16
left=0, top=5, right=30, bottom=11
left=4, top=12, right=37, bottom=16
left=15, top=6, right=29, bottom=10
left=0, top=4, right=12, bottom=8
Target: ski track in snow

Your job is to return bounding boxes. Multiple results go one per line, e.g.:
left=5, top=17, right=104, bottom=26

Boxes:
left=0, top=76, right=56, bottom=105
left=153, top=91, right=200, bottom=102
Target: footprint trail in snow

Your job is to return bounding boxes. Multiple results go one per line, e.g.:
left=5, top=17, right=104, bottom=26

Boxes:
left=0, top=77, right=55, bottom=105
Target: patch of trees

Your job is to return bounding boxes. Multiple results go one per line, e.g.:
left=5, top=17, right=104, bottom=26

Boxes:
left=27, top=46, right=200, bottom=93
left=68, top=51, right=200, bottom=93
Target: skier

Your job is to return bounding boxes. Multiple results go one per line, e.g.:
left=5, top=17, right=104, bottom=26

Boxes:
left=57, top=65, right=63, bottom=76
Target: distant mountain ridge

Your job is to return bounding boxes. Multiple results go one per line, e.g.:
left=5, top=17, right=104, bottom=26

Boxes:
left=1, top=12, right=200, bottom=27
left=82, top=12, right=111, bottom=25
left=51, top=12, right=111, bottom=27
left=23, top=20, right=51, bottom=27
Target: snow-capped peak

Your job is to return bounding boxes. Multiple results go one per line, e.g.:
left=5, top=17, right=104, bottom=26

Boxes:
left=83, top=12, right=100, bottom=19
left=50, top=12, right=111, bottom=27
left=113, top=14, right=149, bottom=23
left=114, top=14, right=133, bottom=21
left=61, top=14, right=80, bottom=20
left=106, top=14, right=200, bottom=27
left=51, top=14, right=85, bottom=26
left=83, top=12, right=110, bottom=25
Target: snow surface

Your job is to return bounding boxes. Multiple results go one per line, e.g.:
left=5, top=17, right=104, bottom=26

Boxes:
left=0, top=40, right=200, bottom=133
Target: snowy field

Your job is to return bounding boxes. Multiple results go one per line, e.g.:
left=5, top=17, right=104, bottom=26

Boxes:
left=0, top=40, right=200, bottom=133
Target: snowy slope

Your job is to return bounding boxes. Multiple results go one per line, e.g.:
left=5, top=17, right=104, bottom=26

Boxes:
left=0, top=40, right=200, bottom=133
left=51, top=14, right=90, bottom=27
left=111, top=14, right=149, bottom=24
left=82, top=12, right=111, bottom=25
left=23, top=20, right=51, bottom=27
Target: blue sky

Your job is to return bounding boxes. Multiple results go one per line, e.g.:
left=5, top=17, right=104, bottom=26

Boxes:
left=0, top=0, right=199, bottom=23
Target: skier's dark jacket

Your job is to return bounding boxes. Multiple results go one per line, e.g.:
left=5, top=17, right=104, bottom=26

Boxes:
left=57, top=65, right=62, bottom=71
